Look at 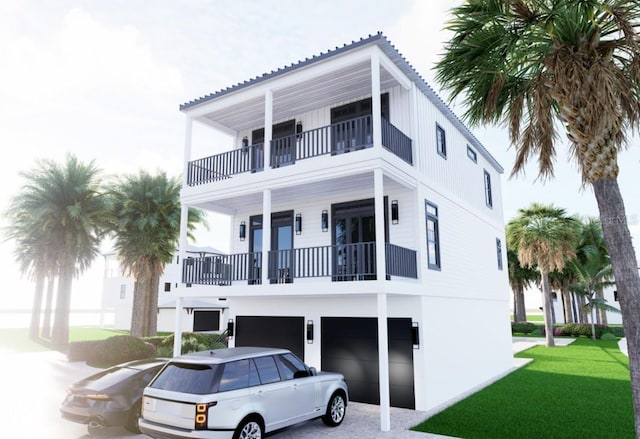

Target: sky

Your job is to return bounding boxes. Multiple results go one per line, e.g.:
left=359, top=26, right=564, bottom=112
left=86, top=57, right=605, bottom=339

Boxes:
left=0, top=0, right=638, bottom=311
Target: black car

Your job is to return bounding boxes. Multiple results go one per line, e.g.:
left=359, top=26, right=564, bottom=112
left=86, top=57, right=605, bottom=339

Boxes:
left=61, top=357, right=166, bottom=433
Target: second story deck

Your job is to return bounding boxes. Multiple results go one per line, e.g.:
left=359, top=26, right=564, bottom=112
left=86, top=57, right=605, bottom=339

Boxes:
left=187, top=115, right=412, bottom=186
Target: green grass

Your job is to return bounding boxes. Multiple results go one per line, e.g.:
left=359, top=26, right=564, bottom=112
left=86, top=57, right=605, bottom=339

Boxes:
left=511, top=314, right=544, bottom=322
left=413, top=338, right=634, bottom=438
left=0, top=327, right=131, bottom=354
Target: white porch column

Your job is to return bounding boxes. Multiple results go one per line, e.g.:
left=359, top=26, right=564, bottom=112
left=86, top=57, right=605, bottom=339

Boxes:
left=173, top=296, right=184, bottom=357
left=264, top=90, right=273, bottom=170
left=174, top=205, right=189, bottom=357
left=173, top=115, right=193, bottom=357
left=377, top=292, right=391, bottom=431
left=409, top=84, right=419, bottom=165
left=374, top=168, right=390, bottom=431
left=371, top=51, right=382, bottom=150
left=183, top=116, right=193, bottom=186
left=261, top=189, right=272, bottom=285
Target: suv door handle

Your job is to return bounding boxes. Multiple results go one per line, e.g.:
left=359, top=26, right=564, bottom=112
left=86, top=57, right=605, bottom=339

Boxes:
left=254, top=390, right=264, bottom=398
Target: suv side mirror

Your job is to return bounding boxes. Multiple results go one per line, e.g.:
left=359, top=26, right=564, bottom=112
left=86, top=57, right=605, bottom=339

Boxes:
left=309, top=367, right=317, bottom=376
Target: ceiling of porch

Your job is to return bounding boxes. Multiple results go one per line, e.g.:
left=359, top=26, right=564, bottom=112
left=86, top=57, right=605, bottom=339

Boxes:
left=191, top=171, right=406, bottom=214
left=197, top=60, right=402, bottom=133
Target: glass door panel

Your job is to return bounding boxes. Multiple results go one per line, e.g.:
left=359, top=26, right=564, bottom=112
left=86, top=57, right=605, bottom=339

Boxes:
left=249, top=216, right=263, bottom=284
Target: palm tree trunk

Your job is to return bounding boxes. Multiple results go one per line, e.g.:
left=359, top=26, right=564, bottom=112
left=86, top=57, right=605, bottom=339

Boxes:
left=593, top=178, right=640, bottom=433
left=596, top=288, right=608, bottom=326
left=41, top=276, right=55, bottom=338
left=29, top=272, right=45, bottom=340
left=51, top=266, right=73, bottom=347
left=562, top=288, right=573, bottom=324
left=571, top=292, right=579, bottom=322
left=514, top=285, right=527, bottom=322
left=130, top=280, right=144, bottom=337
left=541, top=271, right=555, bottom=347
left=146, top=271, right=160, bottom=337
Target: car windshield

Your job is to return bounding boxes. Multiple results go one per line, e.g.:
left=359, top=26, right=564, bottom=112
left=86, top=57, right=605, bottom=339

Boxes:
left=150, top=362, right=221, bottom=395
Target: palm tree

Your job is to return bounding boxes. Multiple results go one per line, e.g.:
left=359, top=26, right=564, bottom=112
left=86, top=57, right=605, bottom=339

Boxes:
left=4, top=155, right=108, bottom=346
left=568, top=257, right=616, bottom=339
left=576, top=218, right=613, bottom=325
left=507, top=247, right=538, bottom=322
left=2, top=220, right=51, bottom=340
left=435, top=1, right=640, bottom=431
left=506, top=204, right=578, bottom=346
left=107, top=171, right=206, bottom=338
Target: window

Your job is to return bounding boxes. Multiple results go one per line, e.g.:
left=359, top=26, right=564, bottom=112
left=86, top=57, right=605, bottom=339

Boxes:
left=275, top=353, right=308, bottom=380
left=484, top=170, right=493, bottom=208
left=425, top=201, right=441, bottom=270
left=119, top=285, right=126, bottom=300
left=467, top=145, right=477, bottom=163
left=150, top=363, right=221, bottom=394
left=164, top=282, right=171, bottom=292
left=614, top=290, right=619, bottom=302
left=219, top=360, right=251, bottom=392
left=496, top=238, right=503, bottom=270
left=253, top=356, right=281, bottom=384
left=436, top=124, right=446, bottom=158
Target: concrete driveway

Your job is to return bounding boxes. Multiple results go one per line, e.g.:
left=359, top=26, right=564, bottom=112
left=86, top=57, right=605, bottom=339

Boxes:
left=0, top=350, right=449, bottom=439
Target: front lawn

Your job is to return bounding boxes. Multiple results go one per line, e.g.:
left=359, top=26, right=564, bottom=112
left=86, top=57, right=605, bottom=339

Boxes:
left=0, top=327, right=130, bottom=353
left=413, top=338, right=633, bottom=438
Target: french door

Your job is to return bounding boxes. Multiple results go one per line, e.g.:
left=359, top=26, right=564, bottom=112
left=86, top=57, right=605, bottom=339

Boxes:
left=249, top=211, right=293, bottom=284
left=332, top=199, right=378, bottom=281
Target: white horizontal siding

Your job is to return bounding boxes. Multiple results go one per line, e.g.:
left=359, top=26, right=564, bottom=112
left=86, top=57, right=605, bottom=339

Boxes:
left=413, top=90, right=504, bottom=226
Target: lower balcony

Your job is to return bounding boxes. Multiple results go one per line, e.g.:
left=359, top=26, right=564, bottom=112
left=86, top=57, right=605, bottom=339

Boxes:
left=182, top=242, right=417, bottom=286
left=186, top=115, right=412, bottom=186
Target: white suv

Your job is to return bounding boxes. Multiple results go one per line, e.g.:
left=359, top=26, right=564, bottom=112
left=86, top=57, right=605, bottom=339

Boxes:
left=139, top=346, right=348, bottom=439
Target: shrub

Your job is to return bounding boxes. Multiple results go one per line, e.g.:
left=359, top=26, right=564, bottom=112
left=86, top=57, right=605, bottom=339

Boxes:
left=601, top=332, right=618, bottom=341
left=160, top=332, right=226, bottom=355
left=67, top=340, right=102, bottom=362
left=511, top=322, right=537, bottom=335
left=144, top=336, right=165, bottom=349
left=529, top=328, right=543, bottom=337
left=67, top=335, right=154, bottom=367
left=552, top=323, right=615, bottom=339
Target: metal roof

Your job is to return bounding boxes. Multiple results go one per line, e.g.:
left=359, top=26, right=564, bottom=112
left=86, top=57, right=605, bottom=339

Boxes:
left=180, top=32, right=503, bottom=173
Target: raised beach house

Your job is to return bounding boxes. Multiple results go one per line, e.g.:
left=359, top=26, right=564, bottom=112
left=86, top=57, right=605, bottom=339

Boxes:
left=173, top=33, right=513, bottom=428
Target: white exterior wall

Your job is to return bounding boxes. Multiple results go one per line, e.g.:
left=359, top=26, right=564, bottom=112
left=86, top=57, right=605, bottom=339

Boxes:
left=177, top=40, right=513, bottom=417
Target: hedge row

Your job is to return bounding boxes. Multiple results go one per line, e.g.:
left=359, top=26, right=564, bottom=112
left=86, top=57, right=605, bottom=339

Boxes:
left=68, top=332, right=227, bottom=367
left=67, top=335, right=155, bottom=367
left=511, top=321, right=625, bottom=339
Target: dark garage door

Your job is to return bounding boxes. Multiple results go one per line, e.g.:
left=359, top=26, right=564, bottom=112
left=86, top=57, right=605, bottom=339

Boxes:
left=235, top=316, right=305, bottom=360
left=193, top=310, right=220, bottom=332
left=321, top=317, right=414, bottom=409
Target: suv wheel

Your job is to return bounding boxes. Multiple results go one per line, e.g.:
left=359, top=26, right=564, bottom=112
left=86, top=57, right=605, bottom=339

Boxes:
left=322, top=392, right=346, bottom=427
left=234, top=417, right=264, bottom=439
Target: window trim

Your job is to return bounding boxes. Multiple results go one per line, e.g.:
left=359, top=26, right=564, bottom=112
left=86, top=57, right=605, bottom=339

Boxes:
left=484, top=170, right=493, bottom=208
left=425, top=201, right=441, bottom=270
left=467, top=145, right=477, bottom=163
left=435, top=123, right=447, bottom=159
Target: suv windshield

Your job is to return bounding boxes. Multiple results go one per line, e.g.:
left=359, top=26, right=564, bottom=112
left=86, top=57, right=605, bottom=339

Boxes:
left=150, top=363, right=221, bottom=395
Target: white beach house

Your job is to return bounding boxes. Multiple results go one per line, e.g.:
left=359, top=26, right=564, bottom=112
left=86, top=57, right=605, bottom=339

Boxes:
left=173, top=32, right=513, bottom=429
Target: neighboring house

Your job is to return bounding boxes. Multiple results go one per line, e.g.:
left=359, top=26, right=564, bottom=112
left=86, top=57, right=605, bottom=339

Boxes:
left=101, top=246, right=228, bottom=332
left=173, top=32, right=513, bottom=426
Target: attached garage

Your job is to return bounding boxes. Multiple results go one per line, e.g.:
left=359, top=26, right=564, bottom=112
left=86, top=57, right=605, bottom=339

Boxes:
left=235, top=316, right=305, bottom=360
left=321, top=317, right=415, bottom=409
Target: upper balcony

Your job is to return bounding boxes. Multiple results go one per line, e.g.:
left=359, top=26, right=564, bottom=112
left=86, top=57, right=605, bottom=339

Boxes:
left=186, top=115, right=412, bottom=187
